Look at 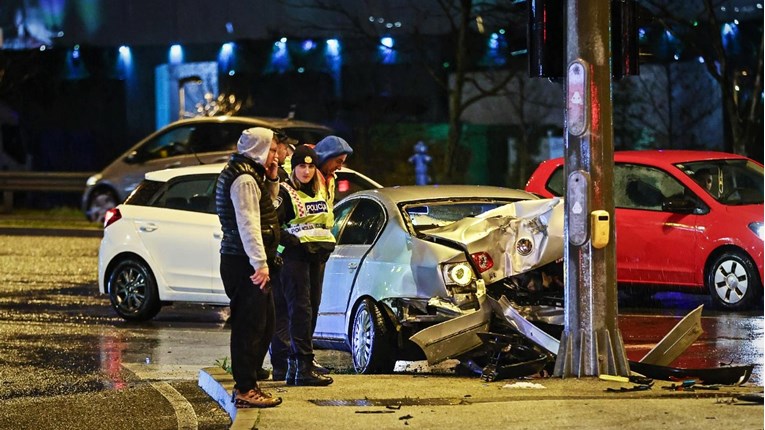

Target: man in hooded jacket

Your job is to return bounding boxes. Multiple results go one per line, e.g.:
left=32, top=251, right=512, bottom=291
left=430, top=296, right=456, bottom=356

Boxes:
left=215, top=127, right=282, bottom=408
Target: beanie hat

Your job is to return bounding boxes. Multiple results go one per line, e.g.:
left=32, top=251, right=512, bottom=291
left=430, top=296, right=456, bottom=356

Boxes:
left=291, top=145, right=318, bottom=170
left=237, top=127, right=274, bottom=165
left=314, top=136, right=353, bottom=166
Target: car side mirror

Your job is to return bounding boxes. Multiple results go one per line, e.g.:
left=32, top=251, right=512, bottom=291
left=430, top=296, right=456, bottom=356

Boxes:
left=124, top=150, right=141, bottom=164
left=661, top=196, right=697, bottom=214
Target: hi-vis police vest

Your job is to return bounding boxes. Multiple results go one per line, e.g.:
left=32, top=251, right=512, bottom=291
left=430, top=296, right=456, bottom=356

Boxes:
left=280, top=182, right=335, bottom=244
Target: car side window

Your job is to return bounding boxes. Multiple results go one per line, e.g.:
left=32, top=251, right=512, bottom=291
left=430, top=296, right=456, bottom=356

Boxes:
left=615, top=164, right=686, bottom=211
left=138, top=126, right=193, bottom=161
left=336, top=199, right=385, bottom=245
left=151, top=176, right=217, bottom=214
left=188, top=123, right=246, bottom=153
left=546, top=166, right=565, bottom=196
left=331, top=200, right=357, bottom=239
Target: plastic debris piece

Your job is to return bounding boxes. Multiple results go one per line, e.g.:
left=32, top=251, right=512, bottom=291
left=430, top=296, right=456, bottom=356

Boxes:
left=605, top=384, right=653, bottom=392
left=502, top=381, right=547, bottom=389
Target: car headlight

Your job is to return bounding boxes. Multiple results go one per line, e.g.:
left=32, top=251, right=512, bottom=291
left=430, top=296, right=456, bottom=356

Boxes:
left=749, top=222, right=764, bottom=240
left=441, top=262, right=475, bottom=287
left=86, top=174, right=102, bottom=187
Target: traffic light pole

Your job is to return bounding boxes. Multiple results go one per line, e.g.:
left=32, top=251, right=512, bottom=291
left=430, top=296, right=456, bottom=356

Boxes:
left=553, top=0, right=630, bottom=377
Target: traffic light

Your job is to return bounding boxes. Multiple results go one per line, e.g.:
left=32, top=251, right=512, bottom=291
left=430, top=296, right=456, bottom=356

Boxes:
left=527, top=0, right=639, bottom=79
left=527, top=0, right=564, bottom=78
left=612, top=0, right=640, bottom=79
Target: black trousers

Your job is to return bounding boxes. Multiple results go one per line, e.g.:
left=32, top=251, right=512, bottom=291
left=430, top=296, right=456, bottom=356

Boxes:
left=269, top=265, right=290, bottom=370
left=220, top=254, right=274, bottom=392
left=279, top=257, right=324, bottom=357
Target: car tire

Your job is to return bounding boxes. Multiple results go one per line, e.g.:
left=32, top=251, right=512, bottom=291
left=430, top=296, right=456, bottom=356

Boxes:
left=87, top=188, right=118, bottom=224
left=707, top=251, right=762, bottom=311
left=349, top=298, right=396, bottom=374
left=108, top=258, right=162, bottom=321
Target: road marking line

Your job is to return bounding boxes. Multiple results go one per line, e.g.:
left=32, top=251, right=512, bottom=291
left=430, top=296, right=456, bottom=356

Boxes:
left=150, top=381, right=199, bottom=430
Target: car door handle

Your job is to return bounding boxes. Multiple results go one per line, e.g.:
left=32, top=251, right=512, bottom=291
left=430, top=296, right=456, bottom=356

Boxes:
left=165, top=161, right=182, bottom=168
left=213, top=232, right=222, bottom=239
left=212, top=157, right=229, bottom=163
left=348, top=262, right=358, bottom=270
left=139, top=223, right=158, bottom=232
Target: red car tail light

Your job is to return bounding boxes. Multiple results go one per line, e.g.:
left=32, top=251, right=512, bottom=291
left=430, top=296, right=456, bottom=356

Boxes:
left=471, top=252, right=494, bottom=273
left=103, top=208, right=122, bottom=228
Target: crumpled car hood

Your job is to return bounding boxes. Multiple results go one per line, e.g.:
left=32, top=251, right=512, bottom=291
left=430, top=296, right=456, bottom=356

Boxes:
left=420, top=198, right=563, bottom=283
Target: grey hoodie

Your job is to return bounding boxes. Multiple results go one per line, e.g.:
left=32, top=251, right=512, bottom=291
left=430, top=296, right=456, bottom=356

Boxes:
left=231, top=127, right=279, bottom=272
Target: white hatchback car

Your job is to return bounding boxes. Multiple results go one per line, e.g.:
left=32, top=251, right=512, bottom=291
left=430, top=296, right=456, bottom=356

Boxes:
left=98, top=162, right=381, bottom=321
left=99, top=164, right=563, bottom=374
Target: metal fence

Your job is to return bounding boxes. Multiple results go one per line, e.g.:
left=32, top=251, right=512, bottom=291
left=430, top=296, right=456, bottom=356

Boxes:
left=0, top=171, right=94, bottom=212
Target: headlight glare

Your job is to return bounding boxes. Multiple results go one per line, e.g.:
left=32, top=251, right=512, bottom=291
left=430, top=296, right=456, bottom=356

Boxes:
left=86, top=174, right=102, bottom=187
left=442, top=262, right=474, bottom=287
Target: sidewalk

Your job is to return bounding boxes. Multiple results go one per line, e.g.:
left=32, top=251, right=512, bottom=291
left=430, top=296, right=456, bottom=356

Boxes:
left=199, top=366, right=763, bottom=429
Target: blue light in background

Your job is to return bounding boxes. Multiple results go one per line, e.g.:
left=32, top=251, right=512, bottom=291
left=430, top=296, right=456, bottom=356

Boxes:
left=64, top=44, right=87, bottom=80
left=488, top=33, right=499, bottom=50
left=325, top=39, right=342, bottom=97
left=482, top=32, right=507, bottom=66
left=266, top=39, right=293, bottom=74
left=119, top=45, right=132, bottom=68
left=218, top=42, right=235, bottom=73
left=302, top=40, right=316, bottom=51
left=326, top=39, right=340, bottom=56
left=169, top=44, right=183, bottom=64
left=379, top=37, right=396, bottom=64
left=721, top=22, right=742, bottom=55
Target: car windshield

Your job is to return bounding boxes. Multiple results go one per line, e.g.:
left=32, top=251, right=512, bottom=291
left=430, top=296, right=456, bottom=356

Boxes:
left=676, top=159, right=763, bottom=205
left=402, top=199, right=520, bottom=234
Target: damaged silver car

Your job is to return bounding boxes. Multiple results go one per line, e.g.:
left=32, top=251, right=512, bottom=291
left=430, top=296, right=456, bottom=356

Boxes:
left=313, top=185, right=565, bottom=374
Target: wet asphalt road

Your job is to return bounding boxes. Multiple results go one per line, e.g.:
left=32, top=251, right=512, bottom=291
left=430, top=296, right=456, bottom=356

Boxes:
left=0, top=233, right=761, bottom=429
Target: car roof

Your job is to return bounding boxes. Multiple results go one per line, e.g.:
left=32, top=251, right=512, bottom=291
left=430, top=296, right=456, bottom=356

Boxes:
left=613, top=150, right=752, bottom=165
left=143, top=162, right=375, bottom=183
left=347, top=185, right=536, bottom=204
left=543, top=150, right=753, bottom=167
left=167, top=115, right=333, bottom=132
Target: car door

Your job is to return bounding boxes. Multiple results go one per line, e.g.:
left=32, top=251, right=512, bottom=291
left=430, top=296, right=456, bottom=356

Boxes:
left=614, top=163, right=701, bottom=286
left=135, top=175, right=221, bottom=296
left=315, top=198, right=385, bottom=339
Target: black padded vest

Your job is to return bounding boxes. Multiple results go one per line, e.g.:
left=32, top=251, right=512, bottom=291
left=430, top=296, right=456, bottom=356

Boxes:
left=215, top=153, right=280, bottom=260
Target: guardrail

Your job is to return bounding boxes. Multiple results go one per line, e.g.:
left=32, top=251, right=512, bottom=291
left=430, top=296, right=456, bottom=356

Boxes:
left=0, top=171, right=95, bottom=212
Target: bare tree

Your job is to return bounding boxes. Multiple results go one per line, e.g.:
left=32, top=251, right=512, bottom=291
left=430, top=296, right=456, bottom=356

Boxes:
left=641, top=0, right=763, bottom=158
left=281, top=0, right=525, bottom=182
left=461, top=65, right=562, bottom=186
left=613, top=61, right=722, bottom=149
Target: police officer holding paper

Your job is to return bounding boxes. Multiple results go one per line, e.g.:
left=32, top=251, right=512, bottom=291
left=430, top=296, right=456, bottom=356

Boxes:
left=275, top=145, right=335, bottom=386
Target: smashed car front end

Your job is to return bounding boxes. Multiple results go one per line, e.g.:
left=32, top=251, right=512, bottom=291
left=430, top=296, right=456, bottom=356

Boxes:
left=407, top=198, right=566, bottom=363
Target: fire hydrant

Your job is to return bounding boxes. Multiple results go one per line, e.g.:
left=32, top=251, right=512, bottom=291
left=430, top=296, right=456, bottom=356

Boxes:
left=408, top=141, right=432, bottom=185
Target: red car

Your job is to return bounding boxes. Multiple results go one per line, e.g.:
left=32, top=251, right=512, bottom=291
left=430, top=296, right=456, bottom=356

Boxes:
left=525, top=150, right=763, bottom=311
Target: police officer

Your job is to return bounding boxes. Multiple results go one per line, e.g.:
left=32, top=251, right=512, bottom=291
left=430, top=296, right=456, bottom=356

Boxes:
left=276, top=145, right=335, bottom=386
left=216, top=127, right=282, bottom=408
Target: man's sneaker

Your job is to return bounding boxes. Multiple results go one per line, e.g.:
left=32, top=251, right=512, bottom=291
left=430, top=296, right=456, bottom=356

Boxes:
left=233, top=388, right=282, bottom=408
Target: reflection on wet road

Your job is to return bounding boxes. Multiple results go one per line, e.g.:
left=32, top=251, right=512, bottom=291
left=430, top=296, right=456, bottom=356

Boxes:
left=0, top=234, right=761, bottom=428
left=619, top=292, right=764, bottom=386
